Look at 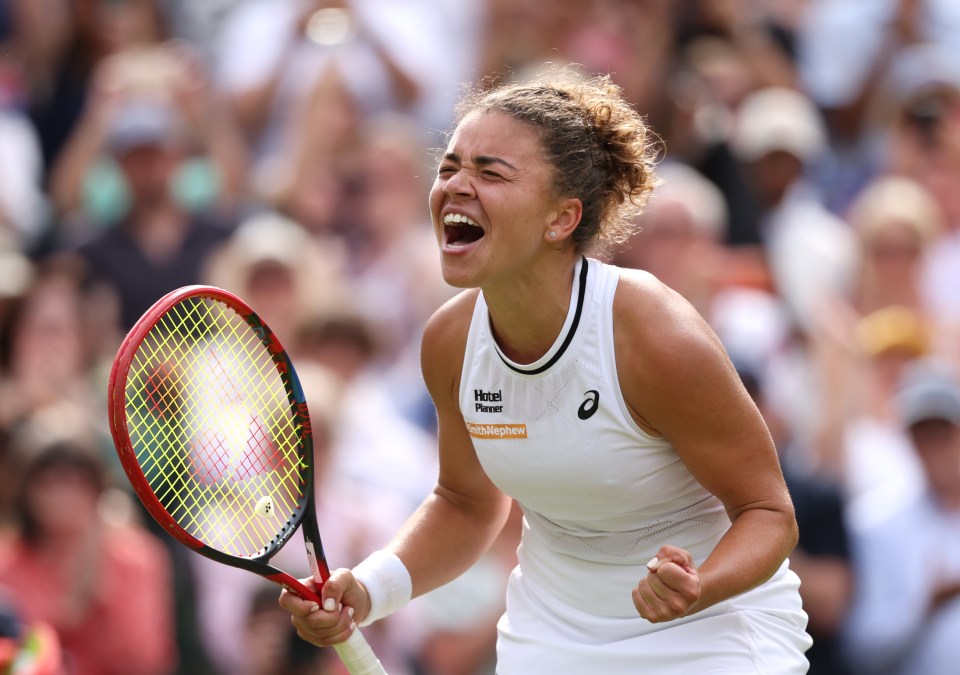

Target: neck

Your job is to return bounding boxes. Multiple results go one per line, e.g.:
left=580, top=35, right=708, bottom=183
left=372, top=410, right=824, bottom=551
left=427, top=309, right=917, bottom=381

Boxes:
left=484, top=254, right=579, bottom=365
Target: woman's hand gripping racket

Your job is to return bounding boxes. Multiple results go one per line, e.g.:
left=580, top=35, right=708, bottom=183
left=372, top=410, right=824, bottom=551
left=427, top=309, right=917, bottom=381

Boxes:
left=107, top=286, right=387, bottom=675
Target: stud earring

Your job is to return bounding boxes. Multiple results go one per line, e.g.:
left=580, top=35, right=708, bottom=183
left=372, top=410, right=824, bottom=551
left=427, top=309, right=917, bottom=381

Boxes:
left=548, top=231, right=558, bottom=239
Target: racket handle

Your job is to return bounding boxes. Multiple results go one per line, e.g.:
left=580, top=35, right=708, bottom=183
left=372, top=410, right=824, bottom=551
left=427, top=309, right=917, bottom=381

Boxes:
left=334, top=629, right=388, bottom=674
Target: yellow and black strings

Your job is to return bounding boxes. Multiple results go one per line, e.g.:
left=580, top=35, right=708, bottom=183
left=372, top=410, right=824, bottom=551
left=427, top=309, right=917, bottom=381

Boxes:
left=124, top=297, right=305, bottom=557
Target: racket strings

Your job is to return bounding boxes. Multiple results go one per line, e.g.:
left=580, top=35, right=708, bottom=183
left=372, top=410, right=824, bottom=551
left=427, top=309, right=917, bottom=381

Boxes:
left=171, top=303, right=301, bottom=552
left=140, top=299, right=300, bottom=553
left=124, top=297, right=307, bottom=558
left=162, top=299, right=303, bottom=549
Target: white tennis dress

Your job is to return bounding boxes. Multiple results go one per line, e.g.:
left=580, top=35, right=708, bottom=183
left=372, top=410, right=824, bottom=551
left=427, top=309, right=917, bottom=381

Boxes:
left=459, top=257, right=812, bottom=674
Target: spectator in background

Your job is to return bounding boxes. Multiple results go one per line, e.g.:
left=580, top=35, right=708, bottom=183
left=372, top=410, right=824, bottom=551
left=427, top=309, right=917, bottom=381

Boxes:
left=810, top=177, right=944, bottom=502
left=880, top=44, right=960, bottom=357
left=67, top=88, right=236, bottom=330
left=659, top=32, right=765, bottom=256
left=333, top=112, right=458, bottom=432
left=1, top=1, right=49, bottom=256
left=0, top=262, right=102, bottom=434
left=797, top=0, right=960, bottom=213
left=674, top=0, right=800, bottom=83
left=613, top=162, right=731, bottom=319
left=348, top=114, right=456, bottom=358
left=215, top=0, right=474, bottom=192
left=264, top=65, right=361, bottom=240
left=294, top=308, right=439, bottom=517
left=477, top=0, right=579, bottom=89
left=203, top=210, right=349, bottom=349
left=558, top=0, right=674, bottom=114
left=25, top=0, right=169, bottom=177
left=48, top=41, right=247, bottom=237
left=729, top=85, right=857, bottom=336
left=660, top=0, right=806, bottom=256
left=0, top=0, right=70, bottom=113
left=0, top=105, right=48, bottom=253
left=845, top=175, right=943, bottom=318
left=841, top=359, right=960, bottom=674
left=0, top=434, right=176, bottom=675
left=885, top=44, right=960, bottom=222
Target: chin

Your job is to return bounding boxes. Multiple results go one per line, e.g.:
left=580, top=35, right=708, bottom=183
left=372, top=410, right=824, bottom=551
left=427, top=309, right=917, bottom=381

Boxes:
left=440, top=269, right=476, bottom=289
left=439, top=258, right=481, bottom=289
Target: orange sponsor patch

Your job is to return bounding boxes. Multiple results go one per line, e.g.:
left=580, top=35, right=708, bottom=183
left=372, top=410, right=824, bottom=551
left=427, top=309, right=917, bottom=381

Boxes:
left=466, top=422, right=528, bottom=439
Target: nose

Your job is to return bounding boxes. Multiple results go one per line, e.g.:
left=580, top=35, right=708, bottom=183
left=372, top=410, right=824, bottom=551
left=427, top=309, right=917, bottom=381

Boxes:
left=443, top=169, right=475, bottom=199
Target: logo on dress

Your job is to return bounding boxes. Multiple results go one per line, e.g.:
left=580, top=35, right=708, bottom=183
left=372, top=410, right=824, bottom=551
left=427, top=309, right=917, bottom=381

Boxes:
left=578, top=390, right=599, bottom=420
left=466, top=422, right=527, bottom=439
left=473, top=389, right=504, bottom=413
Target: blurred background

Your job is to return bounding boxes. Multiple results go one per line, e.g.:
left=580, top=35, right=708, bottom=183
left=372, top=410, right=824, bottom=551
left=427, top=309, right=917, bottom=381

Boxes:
left=1, top=0, right=959, bottom=673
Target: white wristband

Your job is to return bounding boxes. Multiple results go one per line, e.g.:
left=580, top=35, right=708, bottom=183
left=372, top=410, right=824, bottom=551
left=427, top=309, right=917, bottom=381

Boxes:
left=352, top=550, right=412, bottom=626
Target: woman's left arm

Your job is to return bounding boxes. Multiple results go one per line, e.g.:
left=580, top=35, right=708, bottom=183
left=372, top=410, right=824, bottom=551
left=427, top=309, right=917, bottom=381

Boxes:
left=615, top=271, right=798, bottom=622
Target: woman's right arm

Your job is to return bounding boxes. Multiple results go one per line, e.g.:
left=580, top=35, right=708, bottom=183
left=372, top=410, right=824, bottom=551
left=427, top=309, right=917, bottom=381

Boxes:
left=390, top=293, right=515, bottom=597
left=281, top=292, right=513, bottom=644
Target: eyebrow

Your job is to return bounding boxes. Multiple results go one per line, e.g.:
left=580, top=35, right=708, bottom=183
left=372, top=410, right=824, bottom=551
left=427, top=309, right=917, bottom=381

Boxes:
left=443, top=151, right=517, bottom=172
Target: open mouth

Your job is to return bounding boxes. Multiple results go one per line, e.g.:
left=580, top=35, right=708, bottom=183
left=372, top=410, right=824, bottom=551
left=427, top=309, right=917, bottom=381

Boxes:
left=443, top=213, right=484, bottom=247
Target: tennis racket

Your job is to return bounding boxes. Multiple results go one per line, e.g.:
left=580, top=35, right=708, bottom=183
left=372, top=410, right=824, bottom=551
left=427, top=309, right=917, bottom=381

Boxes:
left=107, top=285, right=387, bottom=675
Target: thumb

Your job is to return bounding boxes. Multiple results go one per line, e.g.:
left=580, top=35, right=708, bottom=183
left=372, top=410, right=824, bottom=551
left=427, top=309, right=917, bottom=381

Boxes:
left=320, top=568, right=372, bottom=619
left=645, top=545, right=699, bottom=596
left=646, top=544, right=695, bottom=574
left=319, top=568, right=351, bottom=612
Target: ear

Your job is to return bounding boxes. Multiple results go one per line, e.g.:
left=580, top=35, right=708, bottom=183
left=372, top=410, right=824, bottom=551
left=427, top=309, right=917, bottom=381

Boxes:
left=544, top=198, right=582, bottom=243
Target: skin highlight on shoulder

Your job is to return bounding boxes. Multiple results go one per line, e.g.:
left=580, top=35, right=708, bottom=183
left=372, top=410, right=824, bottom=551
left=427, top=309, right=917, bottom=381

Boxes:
left=421, top=289, right=480, bottom=403
left=612, top=267, right=738, bottom=438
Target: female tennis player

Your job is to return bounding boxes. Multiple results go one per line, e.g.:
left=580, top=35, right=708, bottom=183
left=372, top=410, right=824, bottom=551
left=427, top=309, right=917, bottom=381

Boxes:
left=281, top=70, right=813, bottom=673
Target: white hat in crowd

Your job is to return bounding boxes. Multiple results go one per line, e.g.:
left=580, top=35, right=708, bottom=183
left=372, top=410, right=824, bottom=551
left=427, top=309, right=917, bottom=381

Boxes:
left=731, top=86, right=827, bottom=163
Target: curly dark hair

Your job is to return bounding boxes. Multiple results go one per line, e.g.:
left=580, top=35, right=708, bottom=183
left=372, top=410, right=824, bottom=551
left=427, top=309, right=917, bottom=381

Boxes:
left=453, top=69, right=661, bottom=255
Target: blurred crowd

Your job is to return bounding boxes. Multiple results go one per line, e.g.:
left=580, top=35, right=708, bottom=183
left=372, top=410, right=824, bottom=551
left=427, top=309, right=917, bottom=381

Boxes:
left=0, top=0, right=959, bottom=674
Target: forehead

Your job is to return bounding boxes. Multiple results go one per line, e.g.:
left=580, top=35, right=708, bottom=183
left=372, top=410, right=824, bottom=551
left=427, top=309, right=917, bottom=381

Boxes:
left=445, top=111, right=545, bottom=163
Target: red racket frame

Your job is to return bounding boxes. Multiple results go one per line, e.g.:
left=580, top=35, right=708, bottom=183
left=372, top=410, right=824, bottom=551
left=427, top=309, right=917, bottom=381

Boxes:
left=107, top=285, right=329, bottom=603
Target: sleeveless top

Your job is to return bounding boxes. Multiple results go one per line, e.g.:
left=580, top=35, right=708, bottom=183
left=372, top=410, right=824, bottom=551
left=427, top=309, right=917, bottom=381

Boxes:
left=458, top=257, right=811, bottom=673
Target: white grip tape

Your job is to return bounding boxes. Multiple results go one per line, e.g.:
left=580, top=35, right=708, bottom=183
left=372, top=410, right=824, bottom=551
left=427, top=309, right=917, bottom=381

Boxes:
left=334, top=629, right=387, bottom=675
left=352, top=549, right=413, bottom=627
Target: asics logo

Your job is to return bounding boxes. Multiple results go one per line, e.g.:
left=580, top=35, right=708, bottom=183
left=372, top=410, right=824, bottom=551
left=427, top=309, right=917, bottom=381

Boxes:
left=578, top=390, right=599, bottom=420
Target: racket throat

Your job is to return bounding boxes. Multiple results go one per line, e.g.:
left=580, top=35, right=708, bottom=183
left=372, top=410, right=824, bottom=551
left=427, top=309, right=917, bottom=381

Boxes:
left=305, top=539, right=331, bottom=584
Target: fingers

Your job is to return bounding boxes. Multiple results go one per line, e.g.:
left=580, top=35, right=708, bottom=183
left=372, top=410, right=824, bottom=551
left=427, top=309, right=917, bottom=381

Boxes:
left=278, top=570, right=364, bottom=648
left=633, top=546, right=701, bottom=623
left=291, top=601, right=357, bottom=648
left=278, top=584, right=320, bottom=616
left=648, top=544, right=695, bottom=574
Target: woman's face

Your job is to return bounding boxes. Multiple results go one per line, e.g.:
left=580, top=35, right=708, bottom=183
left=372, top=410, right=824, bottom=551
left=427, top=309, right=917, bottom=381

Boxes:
left=429, top=112, right=568, bottom=289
